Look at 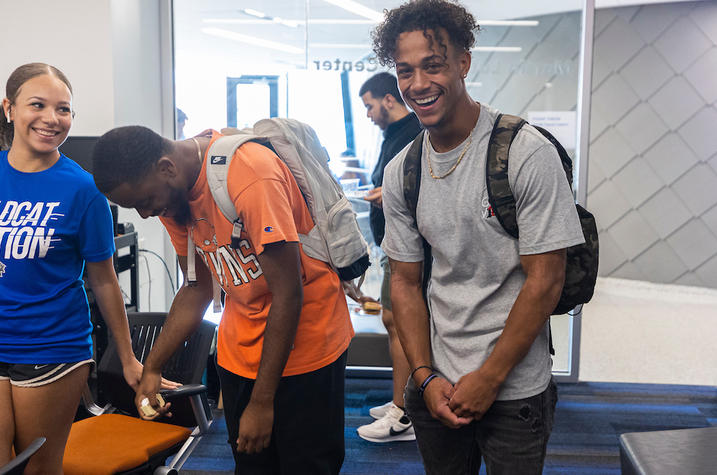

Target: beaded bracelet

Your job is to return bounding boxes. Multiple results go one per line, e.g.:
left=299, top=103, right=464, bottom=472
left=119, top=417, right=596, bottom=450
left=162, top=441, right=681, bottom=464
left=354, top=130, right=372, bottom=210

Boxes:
left=409, top=365, right=434, bottom=381
left=418, top=373, right=438, bottom=396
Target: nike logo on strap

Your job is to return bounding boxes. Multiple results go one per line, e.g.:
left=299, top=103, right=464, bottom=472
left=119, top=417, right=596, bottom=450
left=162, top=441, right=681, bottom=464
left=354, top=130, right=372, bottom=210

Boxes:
left=34, top=364, right=49, bottom=370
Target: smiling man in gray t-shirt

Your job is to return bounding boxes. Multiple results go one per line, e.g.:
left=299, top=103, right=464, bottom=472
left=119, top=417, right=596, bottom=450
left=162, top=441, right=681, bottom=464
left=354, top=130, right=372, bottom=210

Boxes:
left=372, top=1, right=585, bottom=474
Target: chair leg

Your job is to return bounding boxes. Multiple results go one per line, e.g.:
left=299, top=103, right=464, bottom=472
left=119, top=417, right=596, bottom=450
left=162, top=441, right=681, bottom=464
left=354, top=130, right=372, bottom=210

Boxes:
left=164, top=432, right=204, bottom=471
left=152, top=467, right=178, bottom=475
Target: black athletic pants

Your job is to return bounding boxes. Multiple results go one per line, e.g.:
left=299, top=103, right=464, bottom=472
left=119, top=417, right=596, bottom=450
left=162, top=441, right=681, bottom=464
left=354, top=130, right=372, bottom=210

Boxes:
left=217, top=351, right=347, bottom=475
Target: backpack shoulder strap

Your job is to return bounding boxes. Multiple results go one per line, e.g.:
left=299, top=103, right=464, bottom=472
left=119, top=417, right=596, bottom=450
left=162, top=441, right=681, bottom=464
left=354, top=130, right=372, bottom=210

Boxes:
left=532, top=125, right=574, bottom=188
left=403, top=130, right=425, bottom=221
left=206, top=133, right=258, bottom=246
left=401, top=130, right=432, bottom=297
left=486, top=113, right=526, bottom=239
left=200, top=133, right=259, bottom=311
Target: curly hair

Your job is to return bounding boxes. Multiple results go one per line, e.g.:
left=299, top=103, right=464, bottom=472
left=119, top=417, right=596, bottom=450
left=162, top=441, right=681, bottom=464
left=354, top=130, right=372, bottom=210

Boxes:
left=372, top=0, right=479, bottom=67
left=92, top=125, right=173, bottom=193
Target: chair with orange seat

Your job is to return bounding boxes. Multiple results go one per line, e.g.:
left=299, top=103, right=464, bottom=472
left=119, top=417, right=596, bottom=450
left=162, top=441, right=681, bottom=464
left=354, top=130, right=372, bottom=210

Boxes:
left=63, top=312, right=216, bottom=475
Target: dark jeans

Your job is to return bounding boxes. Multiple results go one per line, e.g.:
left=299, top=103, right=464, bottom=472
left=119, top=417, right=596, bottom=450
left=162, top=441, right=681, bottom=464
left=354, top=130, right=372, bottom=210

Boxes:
left=217, top=351, right=347, bottom=475
left=405, top=377, right=558, bottom=475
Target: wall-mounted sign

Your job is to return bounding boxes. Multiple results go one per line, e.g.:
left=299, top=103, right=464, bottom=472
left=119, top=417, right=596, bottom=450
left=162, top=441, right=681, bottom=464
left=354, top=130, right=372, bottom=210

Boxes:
left=312, top=57, right=379, bottom=72
left=527, top=110, right=576, bottom=150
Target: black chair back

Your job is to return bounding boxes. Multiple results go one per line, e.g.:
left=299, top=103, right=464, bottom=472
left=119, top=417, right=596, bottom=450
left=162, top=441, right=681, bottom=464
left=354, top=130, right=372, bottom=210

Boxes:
left=98, top=312, right=216, bottom=418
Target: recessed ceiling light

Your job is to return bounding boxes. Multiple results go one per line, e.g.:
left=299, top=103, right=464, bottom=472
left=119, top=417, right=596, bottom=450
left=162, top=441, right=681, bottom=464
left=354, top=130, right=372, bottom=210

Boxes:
left=201, top=28, right=303, bottom=54
left=320, top=0, right=383, bottom=22
left=242, top=8, right=266, bottom=19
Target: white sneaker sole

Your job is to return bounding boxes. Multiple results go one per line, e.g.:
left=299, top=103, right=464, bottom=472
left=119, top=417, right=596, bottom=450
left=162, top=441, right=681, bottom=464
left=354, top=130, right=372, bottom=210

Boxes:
left=357, top=430, right=416, bottom=443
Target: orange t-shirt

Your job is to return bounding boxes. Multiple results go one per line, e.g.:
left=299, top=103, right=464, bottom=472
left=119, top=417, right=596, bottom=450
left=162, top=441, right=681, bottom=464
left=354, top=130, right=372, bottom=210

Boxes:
left=162, top=132, right=353, bottom=379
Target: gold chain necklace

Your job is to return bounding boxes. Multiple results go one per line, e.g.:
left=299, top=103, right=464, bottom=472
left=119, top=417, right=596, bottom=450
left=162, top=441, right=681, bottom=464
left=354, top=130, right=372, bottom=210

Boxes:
left=426, top=133, right=473, bottom=179
left=191, top=137, right=203, bottom=162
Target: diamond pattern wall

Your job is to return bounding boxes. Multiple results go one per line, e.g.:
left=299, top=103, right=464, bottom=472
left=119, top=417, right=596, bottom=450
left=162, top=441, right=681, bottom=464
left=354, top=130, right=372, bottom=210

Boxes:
left=587, top=1, right=717, bottom=289
left=474, top=1, right=716, bottom=289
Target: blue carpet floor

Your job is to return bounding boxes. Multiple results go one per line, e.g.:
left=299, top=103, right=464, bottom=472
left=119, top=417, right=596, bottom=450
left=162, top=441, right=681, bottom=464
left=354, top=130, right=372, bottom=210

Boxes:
left=180, top=378, right=717, bottom=474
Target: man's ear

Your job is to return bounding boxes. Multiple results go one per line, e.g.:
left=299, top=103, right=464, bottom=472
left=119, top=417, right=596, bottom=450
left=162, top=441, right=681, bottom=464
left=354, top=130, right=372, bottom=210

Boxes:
left=382, top=94, right=395, bottom=109
left=155, top=156, right=178, bottom=179
left=459, top=49, right=472, bottom=79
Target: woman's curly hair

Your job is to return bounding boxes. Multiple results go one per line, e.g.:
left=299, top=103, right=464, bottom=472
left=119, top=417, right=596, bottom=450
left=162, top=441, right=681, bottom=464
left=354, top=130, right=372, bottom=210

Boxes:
left=372, top=0, right=479, bottom=67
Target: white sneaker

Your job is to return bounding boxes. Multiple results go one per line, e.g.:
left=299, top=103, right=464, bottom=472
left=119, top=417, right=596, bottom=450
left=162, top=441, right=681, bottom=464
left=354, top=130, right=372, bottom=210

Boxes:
left=357, top=404, right=416, bottom=443
left=369, top=400, right=394, bottom=419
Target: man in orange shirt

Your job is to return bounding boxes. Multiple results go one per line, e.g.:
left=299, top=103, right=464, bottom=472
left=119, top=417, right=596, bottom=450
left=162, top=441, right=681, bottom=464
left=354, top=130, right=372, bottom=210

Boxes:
left=92, top=126, right=354, bottom=474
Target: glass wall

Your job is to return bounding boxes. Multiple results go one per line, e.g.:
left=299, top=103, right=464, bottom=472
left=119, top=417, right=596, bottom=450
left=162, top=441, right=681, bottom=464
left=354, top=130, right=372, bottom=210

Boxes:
left=173, top=0, right=587, bottom=377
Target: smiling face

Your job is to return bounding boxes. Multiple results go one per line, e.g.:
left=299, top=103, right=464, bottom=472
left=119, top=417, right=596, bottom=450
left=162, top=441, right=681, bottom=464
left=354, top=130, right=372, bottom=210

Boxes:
left=394, top=29, right=471, bottom=133
left=3, top=74, right=73, bottom=159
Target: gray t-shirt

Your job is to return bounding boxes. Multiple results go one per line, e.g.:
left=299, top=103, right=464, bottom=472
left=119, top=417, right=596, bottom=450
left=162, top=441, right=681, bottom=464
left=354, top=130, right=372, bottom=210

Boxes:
left=382, top=104, right=585, bottom=400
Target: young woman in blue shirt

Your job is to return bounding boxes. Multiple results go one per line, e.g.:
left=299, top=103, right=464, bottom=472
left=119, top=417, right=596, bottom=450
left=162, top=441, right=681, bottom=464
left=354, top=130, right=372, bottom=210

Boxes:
left=0, top=63, right=169, bottom=474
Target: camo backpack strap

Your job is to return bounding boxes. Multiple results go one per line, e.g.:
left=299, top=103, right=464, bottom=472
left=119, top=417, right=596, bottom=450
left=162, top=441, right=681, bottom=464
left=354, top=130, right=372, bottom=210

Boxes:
left=403, top=130, right=425, bottom=219
left=402, top=130, right=433, bottom=298
left=485, top=114, right=526, bottom=239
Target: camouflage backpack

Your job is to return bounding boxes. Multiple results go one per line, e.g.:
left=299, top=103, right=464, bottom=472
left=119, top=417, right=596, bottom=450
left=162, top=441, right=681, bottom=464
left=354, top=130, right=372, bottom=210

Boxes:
left=403, top=113, right=599, bottom=316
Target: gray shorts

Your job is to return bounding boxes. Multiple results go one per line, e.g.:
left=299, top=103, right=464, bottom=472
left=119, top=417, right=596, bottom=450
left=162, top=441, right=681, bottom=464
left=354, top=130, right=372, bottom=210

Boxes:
left=0, top=360, right=93, bottom=387
left=380, top=255, right=392, bottom=312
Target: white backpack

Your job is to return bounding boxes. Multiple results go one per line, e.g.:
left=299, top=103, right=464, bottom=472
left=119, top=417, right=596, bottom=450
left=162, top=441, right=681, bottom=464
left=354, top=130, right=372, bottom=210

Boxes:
left=186, top=118, right=370, bottom=308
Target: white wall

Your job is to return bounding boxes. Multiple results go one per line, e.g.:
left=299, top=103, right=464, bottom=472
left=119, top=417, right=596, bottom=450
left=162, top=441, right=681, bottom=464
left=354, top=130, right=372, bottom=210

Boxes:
left=109, top=0, right=177, bottom=311
left=0, top=0, right=116, bottom=134
left=1, top=0, right=176, bottom=312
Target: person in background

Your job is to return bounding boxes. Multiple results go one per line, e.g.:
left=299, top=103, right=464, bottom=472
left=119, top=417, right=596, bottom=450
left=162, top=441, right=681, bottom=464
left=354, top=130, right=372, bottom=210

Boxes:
left=0, top=63, right=169, bottom=474
left=374, top=0, right=585, bottom=473
left=91, top=123, right=354, bottom=474
left=176, top=108, right=187, bottom=140
left=356, top=72, right=421, bottom=443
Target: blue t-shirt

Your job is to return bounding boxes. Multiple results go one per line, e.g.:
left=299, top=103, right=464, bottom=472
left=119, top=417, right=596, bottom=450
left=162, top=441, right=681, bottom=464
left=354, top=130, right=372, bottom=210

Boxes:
left=0, top=151, right=115, bottom=363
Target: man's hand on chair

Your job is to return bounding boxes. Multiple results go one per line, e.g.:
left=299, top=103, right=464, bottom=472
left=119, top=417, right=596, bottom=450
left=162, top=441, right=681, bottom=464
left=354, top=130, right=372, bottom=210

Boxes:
left=124, top=357, right=181, bottom=392
left=135, top=370, right=173, bottom=420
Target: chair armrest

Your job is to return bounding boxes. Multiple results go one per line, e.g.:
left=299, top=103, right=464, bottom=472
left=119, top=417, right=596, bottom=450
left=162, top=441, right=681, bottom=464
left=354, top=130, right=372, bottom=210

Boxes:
left=0, top=437, right=45, bottom=475
left=158, top=384, right=212, bottom=432
left=160, top=384, right=207, bottom=399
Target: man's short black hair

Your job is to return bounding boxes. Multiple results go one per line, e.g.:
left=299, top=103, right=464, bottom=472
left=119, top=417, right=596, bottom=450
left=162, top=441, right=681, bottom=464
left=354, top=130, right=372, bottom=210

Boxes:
left=92, top=125, right=173, bottom=194
left=359, top=72, right=405, bottom=106
left=372, top=0, right=479, bottom=67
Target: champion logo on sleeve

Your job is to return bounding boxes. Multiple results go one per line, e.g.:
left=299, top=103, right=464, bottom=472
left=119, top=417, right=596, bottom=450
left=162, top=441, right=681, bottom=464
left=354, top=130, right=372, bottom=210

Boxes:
left=264, top=226, right=274, bottom=232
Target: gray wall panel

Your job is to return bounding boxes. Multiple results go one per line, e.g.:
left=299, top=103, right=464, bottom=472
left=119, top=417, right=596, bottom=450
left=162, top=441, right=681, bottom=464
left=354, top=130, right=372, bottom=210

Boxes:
left=473, top=1, right=716, bottom=289
left=588, top=2, right=717, bottom=289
